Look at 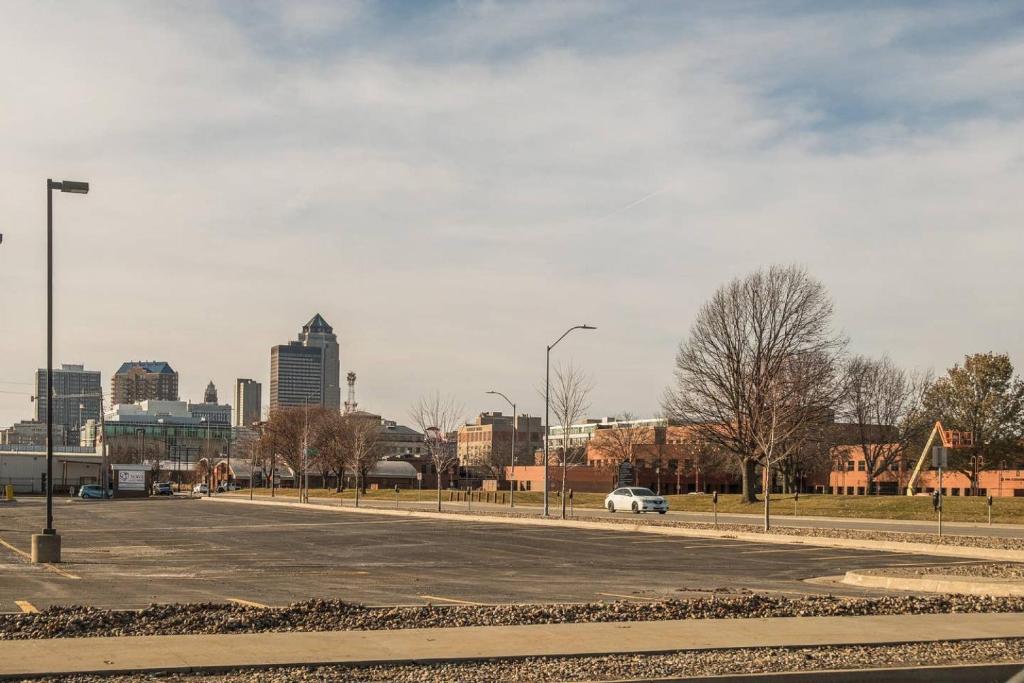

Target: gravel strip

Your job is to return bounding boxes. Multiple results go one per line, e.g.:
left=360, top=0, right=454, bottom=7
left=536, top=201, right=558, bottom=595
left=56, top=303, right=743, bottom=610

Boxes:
left=858, top=562, right=1024, bottom=579
left=418, top=506, right=1024, bottom=551
left=28, top=638, right=1024, bottom=682
left=5, top=594, right=1024, bottom=641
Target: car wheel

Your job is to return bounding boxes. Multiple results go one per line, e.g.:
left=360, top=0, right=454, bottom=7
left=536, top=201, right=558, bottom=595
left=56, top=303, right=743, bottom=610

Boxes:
left=658, top=510, right=667, bottom=515
left=632, top=502, right=640, bottom=514
left=607, top=501, right=616, bottom=513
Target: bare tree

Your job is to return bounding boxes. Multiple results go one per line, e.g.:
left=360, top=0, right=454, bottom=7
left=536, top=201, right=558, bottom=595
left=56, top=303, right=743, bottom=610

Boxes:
left=410, top=391, right=464, bottom=511
left=311, top=410, right=348, bottom=492
left=840, top=355, right=931, bottom=494
left=549, top=361, right=593, bottom=518
left=663, top=265, right=847, bottom=504
left=751, top=351, right=845, bottom=528
left=345, top=413, right=382, bottom=502
left=592, top=412, right=645, bottom=467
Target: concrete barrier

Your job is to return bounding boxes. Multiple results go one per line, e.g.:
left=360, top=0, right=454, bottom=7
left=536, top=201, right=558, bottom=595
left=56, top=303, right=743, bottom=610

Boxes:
left=843, top=570, right=1024, bottom=596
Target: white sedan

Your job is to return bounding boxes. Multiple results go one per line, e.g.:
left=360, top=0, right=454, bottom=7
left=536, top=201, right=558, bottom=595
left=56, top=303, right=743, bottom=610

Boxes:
left=605, top=487, right=668, bottom=514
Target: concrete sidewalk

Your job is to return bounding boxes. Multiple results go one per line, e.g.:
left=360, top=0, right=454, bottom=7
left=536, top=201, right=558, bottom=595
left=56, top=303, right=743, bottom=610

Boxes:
left=2, top=613, right=1024, bottom=678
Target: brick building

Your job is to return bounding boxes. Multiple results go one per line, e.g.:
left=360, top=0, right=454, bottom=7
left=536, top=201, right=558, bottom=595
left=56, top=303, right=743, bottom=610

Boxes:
left=829, top=445, right=1024, bottom=498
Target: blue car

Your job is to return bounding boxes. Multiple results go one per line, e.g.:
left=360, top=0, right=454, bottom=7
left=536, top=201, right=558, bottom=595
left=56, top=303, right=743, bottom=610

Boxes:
left=78, top=484, right=112, bottom=499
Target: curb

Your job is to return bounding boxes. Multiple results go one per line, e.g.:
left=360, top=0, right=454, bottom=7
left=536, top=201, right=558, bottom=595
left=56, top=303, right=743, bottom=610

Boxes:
left=843, top=570, right=1024, bottom=596
left=602, top=662, right=1024, bottom=682
left=205, top=497, right=1024, bottom=562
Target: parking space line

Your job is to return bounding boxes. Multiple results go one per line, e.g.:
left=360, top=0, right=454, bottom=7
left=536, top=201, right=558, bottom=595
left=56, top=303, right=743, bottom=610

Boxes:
left=14, top=600, right=38, bottom=613
left=226, top=598, right=269, bottom=608
left=740, top=547, right=824, bottom=555
left=0, top=537, right=80, bottom=579
left=0, top=538, right=31, bottom=561
left=418, top=594, right=486, bottom=605
left=596, top=592, right=661, bottom=602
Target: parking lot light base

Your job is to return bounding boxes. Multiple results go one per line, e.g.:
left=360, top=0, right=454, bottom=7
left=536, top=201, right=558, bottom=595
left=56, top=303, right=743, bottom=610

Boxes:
left=31, top=532, right=61, bottom=563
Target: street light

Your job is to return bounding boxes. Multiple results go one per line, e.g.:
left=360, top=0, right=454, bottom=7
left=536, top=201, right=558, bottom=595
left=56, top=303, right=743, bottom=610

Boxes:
left=543, top=324, right=596, bottom=517
left=486, top=390, right=518, bottom=508
left=33, top=179, right=89, bottom=565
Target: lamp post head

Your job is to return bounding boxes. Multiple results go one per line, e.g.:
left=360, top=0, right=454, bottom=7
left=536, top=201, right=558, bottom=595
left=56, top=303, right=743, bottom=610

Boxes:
left=580, top=324, right=596, bottom=330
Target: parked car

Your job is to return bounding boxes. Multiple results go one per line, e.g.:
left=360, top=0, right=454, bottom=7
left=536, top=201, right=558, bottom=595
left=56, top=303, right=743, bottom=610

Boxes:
left=192, top=483, right=209, bottom=495
left=153, top=482, right=174, bottom=496
left=604, top=487, right=668, bottom=514
left=216, top=482, right=240, bottom=493
left=78, top=484, right=112, bottom=499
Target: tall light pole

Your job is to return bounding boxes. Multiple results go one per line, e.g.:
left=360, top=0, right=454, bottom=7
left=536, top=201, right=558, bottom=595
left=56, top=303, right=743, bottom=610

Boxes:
left=543, top=324, right=596, bottom=517
left=486, top=390, right=517, bottom=508
left=33, top=179, right=88, bottom=565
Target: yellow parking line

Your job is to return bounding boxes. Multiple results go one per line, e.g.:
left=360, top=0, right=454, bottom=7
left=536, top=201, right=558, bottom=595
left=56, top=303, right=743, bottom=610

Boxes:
left=0, top=538, right=31, bottom=561
left=418, top=594, right=486, bottom=605
left=0, top=537, right=80, bottom=579
left=226, top=598, right=269, bottom=608
left=15, top=600, right=38, bottom=613
left=596, top=592, right=661, bottom=602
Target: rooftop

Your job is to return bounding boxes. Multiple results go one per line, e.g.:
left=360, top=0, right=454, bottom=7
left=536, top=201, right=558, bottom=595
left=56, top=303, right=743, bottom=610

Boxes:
left=115, top=361, right=177, bottom=375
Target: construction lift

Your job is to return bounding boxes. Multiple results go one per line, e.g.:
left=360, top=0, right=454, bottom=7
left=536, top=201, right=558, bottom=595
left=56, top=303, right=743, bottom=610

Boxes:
left=905, top=421, right=974, bottom=496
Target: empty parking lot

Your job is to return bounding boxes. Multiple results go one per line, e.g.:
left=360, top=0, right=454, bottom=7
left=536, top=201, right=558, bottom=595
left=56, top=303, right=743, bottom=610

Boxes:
left=0, top=497, right=970, bottom=612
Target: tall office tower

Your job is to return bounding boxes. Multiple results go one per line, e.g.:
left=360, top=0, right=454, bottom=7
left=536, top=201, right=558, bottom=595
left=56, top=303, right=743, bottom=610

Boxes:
left=234, top=378, right=262, bottom=426
left=111, top=361, right=179, bottom=405
left=204, top=380, right=218, bottom=404
left=34, top=363, right=102, bottom=445
left=269, top=314, right=341, bottom=410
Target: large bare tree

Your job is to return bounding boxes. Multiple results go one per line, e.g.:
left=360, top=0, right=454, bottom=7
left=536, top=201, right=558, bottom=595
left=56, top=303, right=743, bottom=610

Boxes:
left=840, top=355, right=931, bottom=494
left=663, top=265, right=847, bottom=505
left=410, top=391, right=464, bottom=511
left=549, top=361, right=593, bottom=518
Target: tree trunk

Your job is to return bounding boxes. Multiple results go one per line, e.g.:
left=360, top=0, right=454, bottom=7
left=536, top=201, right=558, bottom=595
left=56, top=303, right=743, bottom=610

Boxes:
left=763, top=462, right=771, bottom=531
left=436, top=480, right=442, bottom=512
left=741, top=458, right=758, bottom=503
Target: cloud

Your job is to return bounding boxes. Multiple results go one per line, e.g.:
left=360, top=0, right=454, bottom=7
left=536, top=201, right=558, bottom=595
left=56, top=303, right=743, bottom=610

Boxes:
left=0, top=1, right=1022, bottom=429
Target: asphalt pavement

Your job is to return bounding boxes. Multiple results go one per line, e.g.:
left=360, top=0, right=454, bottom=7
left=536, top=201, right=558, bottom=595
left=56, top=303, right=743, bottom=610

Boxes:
left=0, top=497, right=984, bottom=612
left=307, top=494, right=1024, bottom=539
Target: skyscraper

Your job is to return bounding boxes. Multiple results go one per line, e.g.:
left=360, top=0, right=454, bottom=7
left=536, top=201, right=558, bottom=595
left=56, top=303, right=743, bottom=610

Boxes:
left=204, top=380, right=218, bottom=404
left=269, top=314, right=341, bottom=410
left=234, top=378, right=262, bottom=426
left=111, top=361, right=179, bottom=405
left=34, top=363, right=102, bottom=446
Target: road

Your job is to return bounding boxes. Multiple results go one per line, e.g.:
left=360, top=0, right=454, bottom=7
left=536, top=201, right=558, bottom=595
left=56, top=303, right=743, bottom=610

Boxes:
left=0, top=497, right=983, bottom=612
left=296, top=494, right=1024, bottom=539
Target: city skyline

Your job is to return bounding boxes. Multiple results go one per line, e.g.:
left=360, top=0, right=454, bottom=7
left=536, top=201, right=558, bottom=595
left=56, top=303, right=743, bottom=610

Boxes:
left=1, top=2, right=1023, bottom=431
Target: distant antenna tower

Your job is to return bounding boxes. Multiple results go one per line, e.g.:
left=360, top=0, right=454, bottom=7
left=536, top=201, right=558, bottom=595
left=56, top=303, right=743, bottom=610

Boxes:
left=344, top=372, right=357, bottom=414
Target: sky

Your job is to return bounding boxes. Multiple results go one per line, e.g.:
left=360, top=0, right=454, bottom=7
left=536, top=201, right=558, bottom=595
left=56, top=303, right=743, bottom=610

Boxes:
left=1, top=0, right=1022, bottom=429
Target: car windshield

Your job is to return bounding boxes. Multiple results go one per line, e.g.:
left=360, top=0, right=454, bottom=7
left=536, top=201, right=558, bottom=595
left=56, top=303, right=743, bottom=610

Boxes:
left=629, top=488, right=656, bottom=496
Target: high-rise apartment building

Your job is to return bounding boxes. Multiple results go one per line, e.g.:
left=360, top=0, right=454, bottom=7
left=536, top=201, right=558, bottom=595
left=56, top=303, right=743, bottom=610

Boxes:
left=234, top=378, right=262, bottom=426
left=111, top=361, right=179, bottom=405
left=34, top=363, right=103, bottom=446
left=269, top=314, right=341, bottom=410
